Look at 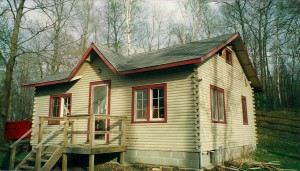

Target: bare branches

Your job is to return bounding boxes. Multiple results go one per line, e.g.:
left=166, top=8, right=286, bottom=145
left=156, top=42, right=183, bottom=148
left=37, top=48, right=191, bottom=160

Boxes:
left=0, top=50, right=7, bottom=66
left=6, top=0, right=16, bottom=19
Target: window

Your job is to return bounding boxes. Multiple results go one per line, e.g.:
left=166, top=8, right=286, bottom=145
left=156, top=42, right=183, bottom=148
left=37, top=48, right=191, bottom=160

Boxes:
left=49, top=94, right=71, bottom=125
left=132, top=83, right=167, bottom=123
left=241, top=96, right=248, bottom=125
left=225, top=48, right=232, bottom=65
left=210, top=85, right=226, bottom=123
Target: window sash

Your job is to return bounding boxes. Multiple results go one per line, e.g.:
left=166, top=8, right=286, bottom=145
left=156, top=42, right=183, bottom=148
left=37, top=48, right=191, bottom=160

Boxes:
left=135, top=89, right=147, bottom=121
left=49, top=94, right=71, bottom=124
left=210, top=86, right=225, bottom=123
left=242, top=96, right=248, bottom=125
left=151, top=88, right=165, bottom=120
left=133, top=84, right=166, bottom=123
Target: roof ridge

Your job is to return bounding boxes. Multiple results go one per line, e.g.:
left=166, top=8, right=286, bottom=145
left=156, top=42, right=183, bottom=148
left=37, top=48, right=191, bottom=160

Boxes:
left=128, top=33, right=236, bottom=57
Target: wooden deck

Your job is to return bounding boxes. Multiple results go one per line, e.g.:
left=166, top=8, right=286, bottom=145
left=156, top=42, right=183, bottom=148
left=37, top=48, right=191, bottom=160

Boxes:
left=9, top=114, right=127, bottom=171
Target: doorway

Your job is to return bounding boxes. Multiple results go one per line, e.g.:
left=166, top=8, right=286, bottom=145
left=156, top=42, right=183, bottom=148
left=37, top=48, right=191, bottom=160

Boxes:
left=89, top=81, right=111, bottom=143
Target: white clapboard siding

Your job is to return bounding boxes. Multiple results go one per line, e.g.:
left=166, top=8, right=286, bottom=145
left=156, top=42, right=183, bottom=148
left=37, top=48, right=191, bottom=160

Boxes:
left=197, top=48, right=256, bottom=152
left=32, top=55, right=197, bottom=152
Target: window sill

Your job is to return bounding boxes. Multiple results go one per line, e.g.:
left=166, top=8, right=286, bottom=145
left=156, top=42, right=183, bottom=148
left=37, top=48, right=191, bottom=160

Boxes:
left=211, top=121, right=226, bottom=124
left=132, top=120, right=167, bottom=124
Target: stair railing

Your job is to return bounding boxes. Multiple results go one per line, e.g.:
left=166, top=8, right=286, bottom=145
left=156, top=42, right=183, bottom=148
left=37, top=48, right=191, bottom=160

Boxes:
left=34, top=117, right=66, bottom=170
left=9, top=121, right=40, bottom=170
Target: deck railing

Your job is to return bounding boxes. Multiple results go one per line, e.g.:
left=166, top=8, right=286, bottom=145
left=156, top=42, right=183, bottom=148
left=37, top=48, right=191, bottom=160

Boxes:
left=9, top=114, right=127, bottom=170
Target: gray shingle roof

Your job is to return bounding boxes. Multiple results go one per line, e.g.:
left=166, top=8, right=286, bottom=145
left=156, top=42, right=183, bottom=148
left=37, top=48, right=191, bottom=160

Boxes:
left=119, top=33, right=235, bottom=71
left=25, top=33, right=262, bottom=90
left=26, top=69, right=72, bottom=86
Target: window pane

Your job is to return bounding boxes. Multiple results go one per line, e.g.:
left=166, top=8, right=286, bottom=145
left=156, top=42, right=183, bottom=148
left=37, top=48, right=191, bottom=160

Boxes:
left=51, top=97, right=60, bottom=117
left=211, top=90, right=218, bottom=121
left=153, top=99, right=158, bottom=107
left=135, top=89, right=147, bottom=120
left=218, top=91, right=225, bottom=121
left=63, top=97, right=70, bottom=115
left=153, top=89, right=158, bottom=98
left=153, top=108, right=158, bottom=118
left=92, top=85, right=107, bottom=114
left=159, top=108, right=164, bottom=118
left=143, top=89, right=147, bottom=100
left=137, top=99, right=143, bottom=109
left=159, top=98, right=164, bottom=108
left=137, top=90, right=143, bottom=99
left=159, top=88, right=164, bottom=97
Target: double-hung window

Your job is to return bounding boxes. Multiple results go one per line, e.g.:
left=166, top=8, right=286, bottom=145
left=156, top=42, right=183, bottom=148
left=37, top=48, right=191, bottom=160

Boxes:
left=241, top=96, right=248, bottom=125
left=132, top=83, right=167, bottom=123
left=49, top=94, right=72, bottom=125
left=210, top=85, right=226, bottom=123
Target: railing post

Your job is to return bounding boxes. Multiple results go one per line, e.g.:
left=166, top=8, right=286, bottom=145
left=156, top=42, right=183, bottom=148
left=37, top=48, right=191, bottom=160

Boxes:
left=62, top=115, right=69, bottom=171
left=71, top=119, right=76, bottom=144
left=89, top=114, right=95, bottom=148
left=35, top=117, right=44, bottom=170
left=120, top=116, right=126, bottom=164
left=9, top=145, right=17, bottom=170
left=89, top=114, right=95, bottom=171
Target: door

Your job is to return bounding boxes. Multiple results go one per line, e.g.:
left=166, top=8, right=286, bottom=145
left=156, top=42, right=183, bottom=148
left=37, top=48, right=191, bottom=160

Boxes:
left=89, top=81, right=110, bottom=143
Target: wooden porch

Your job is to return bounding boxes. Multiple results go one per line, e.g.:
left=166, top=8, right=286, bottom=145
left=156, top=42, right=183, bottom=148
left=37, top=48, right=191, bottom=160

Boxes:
left=9, top=114, right=127, bottom=171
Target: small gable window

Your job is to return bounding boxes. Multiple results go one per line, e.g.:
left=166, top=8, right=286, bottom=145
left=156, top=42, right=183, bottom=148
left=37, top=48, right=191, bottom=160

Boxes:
left=225, top=48, right=232, bottom=65
left=49, top=94, right=72, bottom=125
left=241, top=96, right=248, bottom=125
left=132, top=83, right=167, bottom=123
left=210, top=85, right=226, bottom=123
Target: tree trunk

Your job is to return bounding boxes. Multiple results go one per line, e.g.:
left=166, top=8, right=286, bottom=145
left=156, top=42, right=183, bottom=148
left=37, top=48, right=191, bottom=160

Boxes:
left=3, top=0, right=25, bottom=122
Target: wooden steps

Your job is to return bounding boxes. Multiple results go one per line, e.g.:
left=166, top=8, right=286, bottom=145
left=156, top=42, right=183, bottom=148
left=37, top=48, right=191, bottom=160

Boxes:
left=15, top=146, right=62, bottom=171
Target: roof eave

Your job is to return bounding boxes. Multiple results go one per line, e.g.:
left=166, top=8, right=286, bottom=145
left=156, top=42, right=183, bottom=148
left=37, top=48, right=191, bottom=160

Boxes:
left=21, top=79, right=68, bottom=88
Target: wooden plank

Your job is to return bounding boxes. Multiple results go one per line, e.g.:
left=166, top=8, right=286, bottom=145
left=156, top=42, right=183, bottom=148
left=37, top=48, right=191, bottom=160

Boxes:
left=89, top=114, right=95, bottom=148
left=41, top=117, right=65, bottom=121
left=120, top=117, right=126, bottom=164
left=91, top=146, right=126, bottom=154
left=36, top=117, right=44, bottom=170
left=43, top=130, right=88, bottom=134
left=64, top=116, right=69, bottom=146
left=9, top=146, right=17, bottom=170
left=67, top=114, right=90, bottom=119
left=63, top=147, right=91, bottom=154
left=42, top=146, right=63, bottom=171
left=63, top=146, right=126, bottom=154
left=95, top=130, right=122, bottom=134
left=71, top=121, right=76, bottom=144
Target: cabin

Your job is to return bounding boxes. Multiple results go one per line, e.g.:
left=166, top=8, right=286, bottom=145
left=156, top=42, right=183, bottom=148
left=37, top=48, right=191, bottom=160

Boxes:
left=12, top=33, right=262, bottom=170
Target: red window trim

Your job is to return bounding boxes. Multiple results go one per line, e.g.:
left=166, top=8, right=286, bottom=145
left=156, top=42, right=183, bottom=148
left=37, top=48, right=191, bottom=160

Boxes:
left=241, top=96, right=248, bottom=125
left=210, top=85, right=226, bottom=124
left=87, top=80, right=111, bottom=143
left=48, top=93, right=72, bottom=125
left=225, top=48, right=232, bottom=65
left=131, top=83, right=167, bottom=123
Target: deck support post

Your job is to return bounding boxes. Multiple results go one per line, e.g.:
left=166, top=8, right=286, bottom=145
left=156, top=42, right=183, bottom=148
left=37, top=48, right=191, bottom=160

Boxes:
left=120, top=116, right=126, bottom=164
left=89, top=154, right=94, bottom=171
left=62, top=153, right=67, bottom=171
left=35, top=117, right=44, bottom=170
left=89, top=114, right=95, bottom=170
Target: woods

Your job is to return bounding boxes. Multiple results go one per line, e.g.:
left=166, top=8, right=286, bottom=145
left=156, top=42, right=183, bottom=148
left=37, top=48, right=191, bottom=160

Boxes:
left=0, top=0, right=299, bottom=135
